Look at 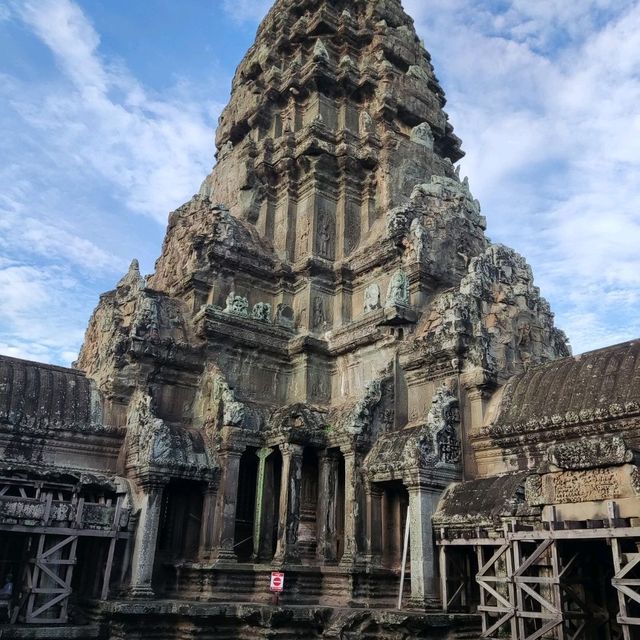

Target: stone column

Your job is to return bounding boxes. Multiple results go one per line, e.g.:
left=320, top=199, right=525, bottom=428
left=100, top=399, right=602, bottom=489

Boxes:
left=129, top=478, right=166, bottom=598
left=252, top=447, right=272, bottom=561
left=407, top=483, right=440, bottom=608
left=210, top=446, right=244, bottom=563
left=340, top=449, right=362, bottom=567
left=274, top=443, right=304, bottom=564
left=364, top=482, right=383, bottom=566
left=316, top=450, right=338, bottom=564
left=199, top=480, right=219, bottom=561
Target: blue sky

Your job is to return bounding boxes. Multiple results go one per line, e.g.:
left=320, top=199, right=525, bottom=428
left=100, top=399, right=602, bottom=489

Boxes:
left=0, top=0, right=639, bottom=366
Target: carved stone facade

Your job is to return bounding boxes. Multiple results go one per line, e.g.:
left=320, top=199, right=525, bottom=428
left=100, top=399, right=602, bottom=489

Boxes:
left=5, top=0, right=630, bottom=639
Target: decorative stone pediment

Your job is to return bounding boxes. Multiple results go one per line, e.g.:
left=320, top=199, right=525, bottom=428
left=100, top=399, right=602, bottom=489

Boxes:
left=126, top=390, right=212, bottom=477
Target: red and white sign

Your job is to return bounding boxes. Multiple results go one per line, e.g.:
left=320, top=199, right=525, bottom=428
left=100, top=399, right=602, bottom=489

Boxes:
left=270, top=572, right=285, bottom=593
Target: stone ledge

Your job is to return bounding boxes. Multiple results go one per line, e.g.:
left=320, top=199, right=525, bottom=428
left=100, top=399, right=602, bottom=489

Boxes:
left=0, top=625, right=99, bottom=639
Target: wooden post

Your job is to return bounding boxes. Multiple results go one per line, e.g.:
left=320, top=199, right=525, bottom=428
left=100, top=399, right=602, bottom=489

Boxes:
left=397, top=507, right=410, bottom=610
left=252, top=448, right=272, bottom=561
left=611, top=538, right=632, bottom=640
left=101, top=496, right=123, bottom=600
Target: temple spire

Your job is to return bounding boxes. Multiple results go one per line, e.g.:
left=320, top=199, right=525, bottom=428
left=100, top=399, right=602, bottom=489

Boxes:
left=200, top=0, right=463, bottom=263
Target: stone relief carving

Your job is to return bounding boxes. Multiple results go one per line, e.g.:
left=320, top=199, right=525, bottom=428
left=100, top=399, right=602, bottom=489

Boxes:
left=386, top=270, right=409, bottom=307
left=276, top=304, right=295, bottom=330
left=364, top=283, right=381, bottom=313
left=426, top=386, right=461, bottom=465
left=409, top=218, right=429, bottom=263
left=313, top=39, right=330, bottom=63
left=359, top=110, right=375, bottom=136
left=213, top=375, right=246, bottom=428
left=343, top=380, right=383, bottom=436
left=386, top=206, right=410, bottom=236
left=132, top=294, right=160, bottom=344
left=411, top=122, right=434, bottom=150
left=126, top=391, right=209, bottom=472
left=224, top=292, right=249, bottom=317
left=546, top=436, right=633, bottom=471
left=251, top=302, right=272, bottom=323
left=317, top=211, right=332, bottom=258
left=312, top=296, right=326, bottom=330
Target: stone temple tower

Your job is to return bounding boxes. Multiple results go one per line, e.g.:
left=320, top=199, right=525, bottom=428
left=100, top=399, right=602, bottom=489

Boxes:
left=75, top=0, right=568, bottom=611
left=0, top=0, right=569, bottom=634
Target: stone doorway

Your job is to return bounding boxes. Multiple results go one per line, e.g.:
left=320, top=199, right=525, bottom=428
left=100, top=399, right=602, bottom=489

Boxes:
left=234, top=449, right=258, bottom=562
left=158, top=480, right=204, bottom=562
left=254, top=447, right=283, bottom=563
left=298, top=448, right=319, bottom=562
left=335, top=451, right=346, bottom=564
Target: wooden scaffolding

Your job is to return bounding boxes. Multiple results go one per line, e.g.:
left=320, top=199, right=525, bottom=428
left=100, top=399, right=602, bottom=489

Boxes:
left=0, top=475, right=130, bottom=625
left=439, top=526, right=640, bottom=640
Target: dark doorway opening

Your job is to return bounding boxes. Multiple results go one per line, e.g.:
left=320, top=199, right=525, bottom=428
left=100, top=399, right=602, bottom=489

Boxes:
left=558, top=539, right=623, bottom=640
left=380, top=481, right=409, bottom=570
left=234, top=449, right=258, bottom=562
left=299, top=448, right=319, bottom=561
left=158, top=480, right=204, bottom=562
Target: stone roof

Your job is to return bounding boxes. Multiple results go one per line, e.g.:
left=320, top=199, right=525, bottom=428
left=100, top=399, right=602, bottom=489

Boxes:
left=432, top=472, right=529, bottom=527
left=487, top=340, right=640, bottom=438
left=0, top=354, right=100, bottom=433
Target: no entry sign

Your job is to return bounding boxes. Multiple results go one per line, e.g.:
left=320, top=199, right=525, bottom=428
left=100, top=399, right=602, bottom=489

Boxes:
left=270, top=572, right=285, bottom=593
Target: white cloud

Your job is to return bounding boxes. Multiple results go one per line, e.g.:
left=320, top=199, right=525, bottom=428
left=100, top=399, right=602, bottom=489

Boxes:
left=2, top=0, right=639, bottom=363
left=0, top=0, right=226, bottom=364
left=0, top=265, right=89, bottom=365
left=221, top=0, right=272, bottom=24
left=403, top=0, right=640, bottom=354
left=8, top=0, right=221, bottom=221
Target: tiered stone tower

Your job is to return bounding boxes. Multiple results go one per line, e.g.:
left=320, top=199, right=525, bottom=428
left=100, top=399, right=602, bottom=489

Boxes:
left=74, top=0, right=568, bottom=615
left=0, top=0, right=574, bottom=637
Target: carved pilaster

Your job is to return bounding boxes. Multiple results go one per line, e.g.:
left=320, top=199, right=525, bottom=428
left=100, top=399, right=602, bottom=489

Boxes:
left=210, top=445, right=245, bottom=563
left=274, top=443, right=304, bottom=565
left=316, top=450, right=339, bottom=564
left=199, top=479, right=219, bottom=561
left=129, top=478, right=167, bottom=598
left=406, top=482, right=441, bottom=609
left=340, top=448, right=364, bottom=567
left=364, top=482, right=384, bottom=566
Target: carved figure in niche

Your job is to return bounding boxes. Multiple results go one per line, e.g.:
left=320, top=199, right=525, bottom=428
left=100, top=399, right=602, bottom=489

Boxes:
left=410, top=122, right=434, bottom=150
left=224, top=292, right=249, bottom=317
left=132, top=295, right=160, bottom=344
left=364, top=283, right=381, bottom=313
left=386, top=270, right=409, bottom=307
left=317, top=212, right=332, bottom=258
left=359, top=110, right=375, bottom=136
left=297, top=217, right=310, bottom=258
left=251, top=302, right=272, bottom=323
left=437, top=423, right=461, bottom=465
left=312, top=296, right=326, bottom=330
left=517, top=320, right=533, bottom=366
left=311, top=374, right=328, bottom=400
left=426, top=385, right=461, bottom=466
left=276, top=304, right=295, bottom=330
left=410, top=218, right=429, bottom=263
